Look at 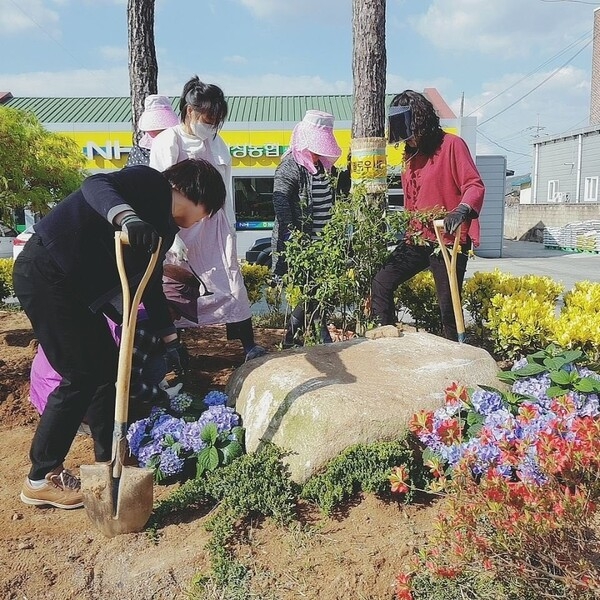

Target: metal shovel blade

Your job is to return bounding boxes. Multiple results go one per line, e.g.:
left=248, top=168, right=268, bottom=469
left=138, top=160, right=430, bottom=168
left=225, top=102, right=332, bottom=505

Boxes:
left=80, top=462, right=154, bottom=538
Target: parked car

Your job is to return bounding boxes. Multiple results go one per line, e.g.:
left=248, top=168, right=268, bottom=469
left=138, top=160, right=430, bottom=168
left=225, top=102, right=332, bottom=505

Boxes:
left=0, top=221, right=18, bottom=259
left=245, top=236, right=272, bottom=267
left=12, top=225, right=35, bottom=260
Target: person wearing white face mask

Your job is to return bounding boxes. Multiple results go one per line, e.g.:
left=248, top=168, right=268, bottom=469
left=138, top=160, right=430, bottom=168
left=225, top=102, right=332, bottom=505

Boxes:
left=150, top=76, right=266, bottom=362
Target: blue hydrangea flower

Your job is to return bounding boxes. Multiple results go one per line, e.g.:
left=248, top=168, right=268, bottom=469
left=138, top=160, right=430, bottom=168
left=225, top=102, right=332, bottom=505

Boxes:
left=179, top=420, right=207, bottom=453
left=158, top=447, right=185, bottom=477
left=512, top=374, right=552, bottom=405
left=471, top=390, right=504, bottom=415
left=579, top=394, right=600, bottom=417
left=511, top=357, right=528, bottom=371
left=137, top=439, right=162, bottom=468
left=150, top=415, right=184, bottom=442
left=518, top=452, right=548, bottom=485
left=127, top=418, right=149, bottom=456
left=198, top=405, right=240, bottom=434
left=170, top=391, right=194, bottom=414
left=203, top=390, right=229, bottom=406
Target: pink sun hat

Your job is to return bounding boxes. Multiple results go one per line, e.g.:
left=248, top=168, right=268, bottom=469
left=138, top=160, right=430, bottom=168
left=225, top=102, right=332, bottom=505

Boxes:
left=138, top=94, right=179, bottom=132
left=288, top=110, right=342, bottom=173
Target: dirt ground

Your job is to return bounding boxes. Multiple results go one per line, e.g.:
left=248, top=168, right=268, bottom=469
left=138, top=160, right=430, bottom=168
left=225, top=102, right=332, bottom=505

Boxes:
left=0, top=309, right=436, bottom=600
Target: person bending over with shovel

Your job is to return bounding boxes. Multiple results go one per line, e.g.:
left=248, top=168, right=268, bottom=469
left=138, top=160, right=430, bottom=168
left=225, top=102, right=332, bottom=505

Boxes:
left=12, top=158, right=225, bottom=510
left=370, top=90, right=485, bottom=341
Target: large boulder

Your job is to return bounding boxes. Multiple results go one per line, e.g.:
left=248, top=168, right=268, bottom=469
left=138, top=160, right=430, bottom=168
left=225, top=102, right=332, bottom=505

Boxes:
left=226, top=332, right=501, bottom=484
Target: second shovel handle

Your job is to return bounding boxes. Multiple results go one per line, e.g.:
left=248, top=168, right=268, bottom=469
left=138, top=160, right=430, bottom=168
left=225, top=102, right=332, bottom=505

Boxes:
left=433, top=219, right=466, bottom=342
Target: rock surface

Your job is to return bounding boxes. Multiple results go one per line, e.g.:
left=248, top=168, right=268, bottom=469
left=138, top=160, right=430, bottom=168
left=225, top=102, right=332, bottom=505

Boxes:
left=227, top=332, right=501, bottom=483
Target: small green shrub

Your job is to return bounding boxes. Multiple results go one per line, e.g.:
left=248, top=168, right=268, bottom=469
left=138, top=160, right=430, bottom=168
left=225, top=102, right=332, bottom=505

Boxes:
left=149, top=444, right=298, bottom=596
left=0, top=258, right=14, bottom=302
left=408, top=571, right=538, bottom=600
left=301, top=437, right=424, bottom=515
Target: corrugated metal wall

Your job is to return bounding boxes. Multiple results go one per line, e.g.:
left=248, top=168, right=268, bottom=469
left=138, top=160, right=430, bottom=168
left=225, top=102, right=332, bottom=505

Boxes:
left=476, top=155, right=506, bottom=258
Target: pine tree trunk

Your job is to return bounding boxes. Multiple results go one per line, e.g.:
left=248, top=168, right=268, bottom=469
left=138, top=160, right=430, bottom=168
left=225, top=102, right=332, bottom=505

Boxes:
left=127, top=0, right=158, bottom=144
left=352, top=0, right=386, bottom=139
left=351, top=0, right=387, bottom=195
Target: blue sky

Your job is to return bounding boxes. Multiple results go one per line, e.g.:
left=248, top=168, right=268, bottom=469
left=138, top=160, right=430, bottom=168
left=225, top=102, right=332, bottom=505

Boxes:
left=0, top=0, right=597, bottom=174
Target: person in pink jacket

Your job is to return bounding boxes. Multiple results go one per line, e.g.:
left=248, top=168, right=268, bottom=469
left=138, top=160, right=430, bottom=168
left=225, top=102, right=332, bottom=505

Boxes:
left=371, top=90, right=485, bottom=341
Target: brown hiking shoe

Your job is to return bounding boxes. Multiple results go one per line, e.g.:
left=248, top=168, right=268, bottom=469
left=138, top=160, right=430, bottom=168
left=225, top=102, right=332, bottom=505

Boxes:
left=20, top=466, right=83, bottom=509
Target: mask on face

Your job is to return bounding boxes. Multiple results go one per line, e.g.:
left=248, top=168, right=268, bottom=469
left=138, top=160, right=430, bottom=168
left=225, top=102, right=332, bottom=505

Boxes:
left=192, top=121, right=216, bottom=141
left=388, top=105, right=413, bottom=144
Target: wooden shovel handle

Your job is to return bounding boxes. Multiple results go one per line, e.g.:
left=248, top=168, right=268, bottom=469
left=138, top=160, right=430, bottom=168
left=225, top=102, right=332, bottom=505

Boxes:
left=113, top=232, right=162, bottom=474
left=433, top=220, right=466, bottom=343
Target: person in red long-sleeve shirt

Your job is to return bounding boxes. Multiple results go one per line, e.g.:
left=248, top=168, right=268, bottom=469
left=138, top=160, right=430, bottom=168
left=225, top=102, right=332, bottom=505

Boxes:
left=371, top=90, right=485, bottom=341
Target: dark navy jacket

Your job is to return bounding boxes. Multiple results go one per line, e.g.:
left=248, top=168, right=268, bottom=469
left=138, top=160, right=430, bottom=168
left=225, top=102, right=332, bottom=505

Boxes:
left=33, top=165, right=179, bottom=336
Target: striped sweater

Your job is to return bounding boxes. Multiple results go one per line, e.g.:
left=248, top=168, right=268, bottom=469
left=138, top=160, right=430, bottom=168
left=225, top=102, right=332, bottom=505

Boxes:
left=271, top=154, right=335, bottom=274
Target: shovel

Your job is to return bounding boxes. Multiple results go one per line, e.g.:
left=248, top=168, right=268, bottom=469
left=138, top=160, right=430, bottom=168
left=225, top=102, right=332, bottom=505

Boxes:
left=80, top=231, right=162, bottom=537
left=433, top=219, right=466, bottom=343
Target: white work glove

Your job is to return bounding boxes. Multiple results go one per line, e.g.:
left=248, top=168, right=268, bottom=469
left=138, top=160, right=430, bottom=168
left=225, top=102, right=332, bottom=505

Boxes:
left=171, top=235, right=189, bottom=262
left=159, top=381, right=183, bottom=399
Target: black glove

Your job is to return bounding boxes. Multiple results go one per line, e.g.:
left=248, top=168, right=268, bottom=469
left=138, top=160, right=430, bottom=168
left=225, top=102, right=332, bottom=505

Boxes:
left=120, top=214, right=159, bottom=253
left=443, top=203, right=475, bottom=235
left=165, top=339, right=190, bottom=377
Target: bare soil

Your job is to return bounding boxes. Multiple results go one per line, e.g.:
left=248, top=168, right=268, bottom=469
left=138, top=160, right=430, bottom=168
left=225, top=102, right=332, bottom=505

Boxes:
left=0, top=309, right=436, bottom=600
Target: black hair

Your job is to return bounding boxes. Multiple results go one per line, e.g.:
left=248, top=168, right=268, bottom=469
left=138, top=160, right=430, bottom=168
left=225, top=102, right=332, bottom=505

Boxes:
left=162, top=158, right=225, bottom=217
left=179, top=75, right=228, bottom=130
left=390, top=90, right=444, bottom=159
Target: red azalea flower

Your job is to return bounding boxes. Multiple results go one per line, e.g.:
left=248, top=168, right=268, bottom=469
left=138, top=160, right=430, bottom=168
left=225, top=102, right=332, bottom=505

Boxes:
left=389, top=465, right=410, bottom=494
left=445, top=381, right=469, bottom=405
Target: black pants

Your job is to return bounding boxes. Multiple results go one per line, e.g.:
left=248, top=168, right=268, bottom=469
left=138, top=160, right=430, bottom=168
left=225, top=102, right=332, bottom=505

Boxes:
left=13, top=236, right=117, bottom=480
left=370, top=241, right=469, bottom=341
left=225, top=318, right=255, bottom=352
left=285, top=300, right=332, bottom=346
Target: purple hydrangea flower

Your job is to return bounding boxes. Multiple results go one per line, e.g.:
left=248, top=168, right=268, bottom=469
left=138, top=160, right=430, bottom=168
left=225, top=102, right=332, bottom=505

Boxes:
left=203, top=390, right=229, bottom=406
left=518, top=453, right=548, bottom=485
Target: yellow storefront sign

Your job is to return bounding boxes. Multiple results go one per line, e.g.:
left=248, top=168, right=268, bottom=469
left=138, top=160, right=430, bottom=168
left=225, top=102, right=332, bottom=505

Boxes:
left=60, top=127, right=455, bottom=173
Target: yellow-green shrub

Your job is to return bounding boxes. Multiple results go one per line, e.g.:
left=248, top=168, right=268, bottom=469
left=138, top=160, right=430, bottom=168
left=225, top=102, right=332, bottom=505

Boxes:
left=486, top=292, right=556, bottom=359
left=551, top=281, right=600, bottom=363
left=501, top=274, right=564, bottom=303
left=462, top=270, right=512, bottom=334
left=240, top=262, right=270, bottom=305
left=0, top=258, right=14, bottom=302
left=395, top=270, right=442, bottom=334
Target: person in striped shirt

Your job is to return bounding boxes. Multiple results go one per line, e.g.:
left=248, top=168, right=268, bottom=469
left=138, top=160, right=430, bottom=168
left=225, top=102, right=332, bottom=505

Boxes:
left=271, top=110, right=342, bottom=347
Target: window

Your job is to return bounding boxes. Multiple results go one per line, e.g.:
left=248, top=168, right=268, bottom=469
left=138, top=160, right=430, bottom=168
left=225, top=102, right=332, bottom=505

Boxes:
left=584, top=176, right=598, bottom=202
left=547, top=180, right=559, bottom=202
left=233, top=177, right=275, bottom=229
